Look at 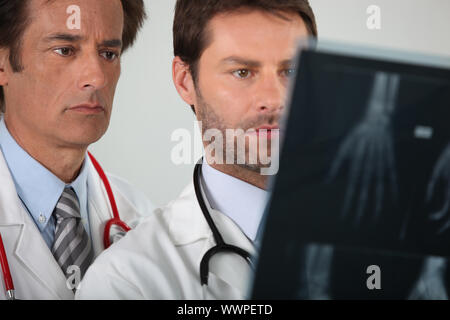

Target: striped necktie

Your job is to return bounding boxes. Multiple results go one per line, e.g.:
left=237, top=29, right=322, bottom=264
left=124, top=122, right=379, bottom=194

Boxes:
left=51, top=187, right=93, bottom=279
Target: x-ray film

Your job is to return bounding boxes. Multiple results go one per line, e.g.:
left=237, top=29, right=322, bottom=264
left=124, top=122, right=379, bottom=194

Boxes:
left=251, top=43, right=450, bottom=299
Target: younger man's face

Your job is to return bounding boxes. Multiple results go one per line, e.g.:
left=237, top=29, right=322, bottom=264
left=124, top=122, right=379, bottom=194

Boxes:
left=191, top=10, right=308, bottom=169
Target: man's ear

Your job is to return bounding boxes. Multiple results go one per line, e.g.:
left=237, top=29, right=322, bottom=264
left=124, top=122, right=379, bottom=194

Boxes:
left=0, top=48, right=9, bottom=86
left=172, top=56, right=196, bottom=107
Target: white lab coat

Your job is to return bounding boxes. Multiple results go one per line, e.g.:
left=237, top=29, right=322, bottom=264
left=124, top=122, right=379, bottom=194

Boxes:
left=76, top=181, right=256, bottom=300
left=0, top=150, right=154, bottom=300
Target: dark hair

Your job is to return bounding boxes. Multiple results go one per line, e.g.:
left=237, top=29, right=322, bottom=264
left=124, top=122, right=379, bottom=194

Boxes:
left=173, top=0, right=317, bottom=82
left=0, top=0, right=147, bottom=113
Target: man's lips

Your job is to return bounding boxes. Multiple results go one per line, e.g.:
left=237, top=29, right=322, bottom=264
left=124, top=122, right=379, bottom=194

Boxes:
left=68, top=103, right=105, bottom=114
left=248, top=125, right=280, bottom=138
left=255, top=125, right=280, bottom=132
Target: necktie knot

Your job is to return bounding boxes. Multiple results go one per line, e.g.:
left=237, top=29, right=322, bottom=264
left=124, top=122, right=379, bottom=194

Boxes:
left=54, top=187, right=81, bottom=221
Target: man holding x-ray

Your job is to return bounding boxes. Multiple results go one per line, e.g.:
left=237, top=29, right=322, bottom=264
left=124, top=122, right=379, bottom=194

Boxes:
left=78, top=0, right=317, bottom=300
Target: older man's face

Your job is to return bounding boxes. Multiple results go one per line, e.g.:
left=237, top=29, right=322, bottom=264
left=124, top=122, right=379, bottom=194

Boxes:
left=2, top=0, right=123, bottom=148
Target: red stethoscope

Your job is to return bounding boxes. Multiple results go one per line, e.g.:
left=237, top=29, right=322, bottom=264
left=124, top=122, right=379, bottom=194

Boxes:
left=0, top=152, right=131, bottom=300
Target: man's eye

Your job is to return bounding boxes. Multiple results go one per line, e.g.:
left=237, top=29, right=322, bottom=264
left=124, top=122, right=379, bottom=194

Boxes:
left=232, top=69, right=252, bottom=79
left=54, top=47, right=74, bottom=56
left=101, top=51, right=118, bottom=61
left=283, top=68, right=296, bottom=77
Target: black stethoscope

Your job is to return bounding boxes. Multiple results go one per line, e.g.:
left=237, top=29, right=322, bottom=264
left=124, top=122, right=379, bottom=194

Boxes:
left=193, top=159, right=254, bottom=287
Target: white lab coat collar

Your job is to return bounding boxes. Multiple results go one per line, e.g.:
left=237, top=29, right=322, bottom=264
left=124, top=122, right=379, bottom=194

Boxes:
left=166, top=180, right=256, bottom=296
left=167, top=183, right=211, bottom=246
left=0, top=149, right=73, bottom=300
left=167, top=169, right=258, bottom=251
left=85, top=155, right=111, bottom=257
left=0, top=150, right=24, bottom=226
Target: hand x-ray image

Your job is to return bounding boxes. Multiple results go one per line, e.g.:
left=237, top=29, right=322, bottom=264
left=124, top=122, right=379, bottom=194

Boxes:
left=327, top=72, right=400, bottom=226
left=251, top=45, right=450, bottom=299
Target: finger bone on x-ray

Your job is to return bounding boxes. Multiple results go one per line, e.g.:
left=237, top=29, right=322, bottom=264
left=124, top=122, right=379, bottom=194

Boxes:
left=426, top=143, right=450, bottom=233
left=408, top=256, right=449, bottom=300
left=327, top=72, right=400, bottom=226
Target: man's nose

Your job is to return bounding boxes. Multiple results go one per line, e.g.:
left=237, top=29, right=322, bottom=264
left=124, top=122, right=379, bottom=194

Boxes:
left=77, top=53, right=107, bottom=91
left=254, top=73, right=285, bottom=113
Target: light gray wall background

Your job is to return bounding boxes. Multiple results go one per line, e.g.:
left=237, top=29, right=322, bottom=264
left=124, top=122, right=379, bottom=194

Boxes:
left=90, top=0, right=450, bottom=207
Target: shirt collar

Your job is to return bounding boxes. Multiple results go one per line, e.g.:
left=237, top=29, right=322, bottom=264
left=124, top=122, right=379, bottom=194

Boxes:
left=0, top=118, right=88, bottom=232
left=70, top=160, right=88, bottom=225
left=201, top=162, right=269, bottom=241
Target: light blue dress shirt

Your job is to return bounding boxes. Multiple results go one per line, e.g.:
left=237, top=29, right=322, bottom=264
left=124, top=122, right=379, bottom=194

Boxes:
left=0, top=118, right=90, bottom=249
left=201, top=162, right=269, bottom=242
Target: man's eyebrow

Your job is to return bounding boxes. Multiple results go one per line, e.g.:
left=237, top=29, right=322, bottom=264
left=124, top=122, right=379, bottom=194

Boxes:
left=221, top=57, right=296, bottom=68
left=220, top=56, right=261, bottom=68
left=43, top=33, right=83, bottom=43
left=43, top=33, right=122, bottom=48
left=100, top=39, right=123, bottom=49
left=280, top=59, right=295, bottom=66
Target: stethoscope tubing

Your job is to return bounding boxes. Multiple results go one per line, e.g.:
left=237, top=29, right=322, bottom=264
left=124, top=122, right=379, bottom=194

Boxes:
left=0, top=234, right=14, bottom=300
left=193, top=159, right=253, bottom=286
left=87, top=152, right=131, bottom=248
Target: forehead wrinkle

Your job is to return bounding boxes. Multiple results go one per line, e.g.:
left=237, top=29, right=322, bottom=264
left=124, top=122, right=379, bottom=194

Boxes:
left=28, top=0, right=124, bottom=45
left=206, top=12, right=304, bottom=60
